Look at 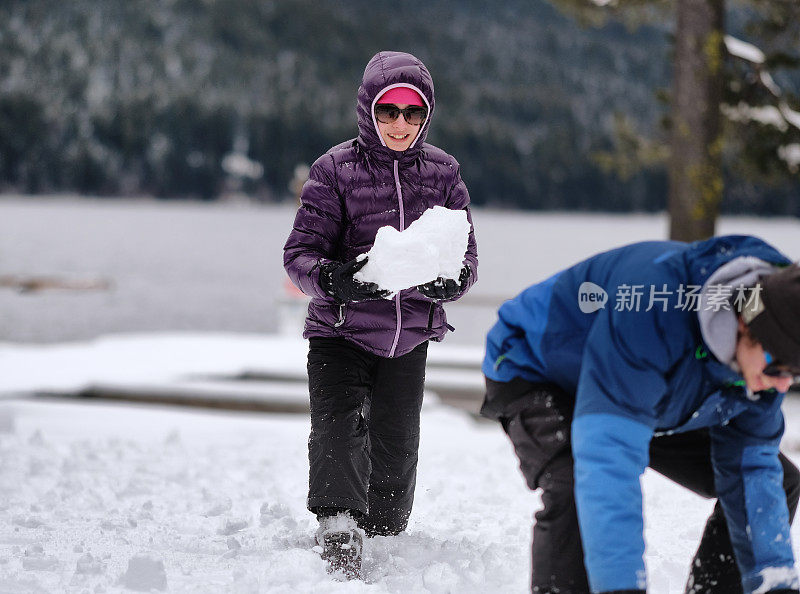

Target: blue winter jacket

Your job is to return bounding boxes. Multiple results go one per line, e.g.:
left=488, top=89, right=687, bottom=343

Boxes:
left=482, top=235, right=796, bottom=593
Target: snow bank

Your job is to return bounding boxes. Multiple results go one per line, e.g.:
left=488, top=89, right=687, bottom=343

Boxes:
left=355, top=206, right=470, bottom=294
left=0, top=333, right=309, bottom=397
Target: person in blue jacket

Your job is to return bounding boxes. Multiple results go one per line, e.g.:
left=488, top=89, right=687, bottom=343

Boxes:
left=481, top=235, right=800, bottom=594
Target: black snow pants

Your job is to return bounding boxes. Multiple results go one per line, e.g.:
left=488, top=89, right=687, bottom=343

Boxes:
left=307, top=336, right=428, bottom=536
left=484, top=377, right=800, bottom=594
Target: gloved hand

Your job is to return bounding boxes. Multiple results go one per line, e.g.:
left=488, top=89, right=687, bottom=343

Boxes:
left=417, top=266, right=470, bottom=301
left=319, top=257, right=390, bottom=303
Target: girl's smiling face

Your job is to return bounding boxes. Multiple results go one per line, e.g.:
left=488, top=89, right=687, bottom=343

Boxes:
left=375, top=104, right=422, bottom=151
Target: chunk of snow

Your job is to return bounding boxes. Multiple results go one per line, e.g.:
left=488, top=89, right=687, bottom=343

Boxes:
left=259, top=502, right=292, bottom=526
left=13, top=515, right=45, bottom=529
left=423, top=562, right=460, bottom=590
left=226, top=537, right=242, bottom=551
left=21, top=545, right=58, bottom=571
left=119, top=555, right=167, bottom=591
left=75, top=553, right=106, bottom=575
left=203, top=496, right=232, bottom=517
left=725, top=35, right=766, bottom=64
left=217, top=517, right=249, bottom=535
left=355, top=206, right=470, bottom=293
left=752, top=566, right=799, bottom=594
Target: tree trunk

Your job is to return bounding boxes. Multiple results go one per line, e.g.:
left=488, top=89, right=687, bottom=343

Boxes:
left=668, top=0, right=725, bottom=241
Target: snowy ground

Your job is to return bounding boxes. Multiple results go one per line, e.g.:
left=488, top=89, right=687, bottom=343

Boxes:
left=2, top=393, right=800, bottom=593
left=0, top=394, right=763, bottom=594
left=1, top=329, right=799, bottom=594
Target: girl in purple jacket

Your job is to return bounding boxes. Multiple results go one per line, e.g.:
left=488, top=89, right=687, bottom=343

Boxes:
left=283, top=51, right=478, bottom=578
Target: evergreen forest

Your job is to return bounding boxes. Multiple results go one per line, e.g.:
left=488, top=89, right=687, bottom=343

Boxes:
left=1, top=0, right=798, bottom=214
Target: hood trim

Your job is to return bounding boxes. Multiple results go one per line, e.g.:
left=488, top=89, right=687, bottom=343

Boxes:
left=370, top=83, right=432, bottom=151
left=698, top=256, right=777, bottom=365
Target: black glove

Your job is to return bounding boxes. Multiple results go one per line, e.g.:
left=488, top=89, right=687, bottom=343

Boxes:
left=417, top=266, right=470, bottom=301
left=319, top=257, right=390, bottom=303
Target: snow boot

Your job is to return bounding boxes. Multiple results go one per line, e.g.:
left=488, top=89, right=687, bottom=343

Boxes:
left=315, top=512, right=364, bottom=580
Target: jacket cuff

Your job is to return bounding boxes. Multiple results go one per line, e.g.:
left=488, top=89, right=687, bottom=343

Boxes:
left=304, top=258, right=335, bottom=299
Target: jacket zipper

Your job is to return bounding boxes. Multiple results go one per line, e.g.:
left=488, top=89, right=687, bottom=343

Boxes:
left=389, top=159, right=404, bottom=357
left=334, top=303, right=346, bottom=327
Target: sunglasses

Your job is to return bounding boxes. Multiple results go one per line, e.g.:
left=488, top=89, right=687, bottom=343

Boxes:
left=763, top=351, right=800, bottom=381
left=374, top=104, right=428, bottom=126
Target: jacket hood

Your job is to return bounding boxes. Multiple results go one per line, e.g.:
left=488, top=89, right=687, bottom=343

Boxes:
left=697, top=256, right=777, bottom=366
left=356, top=51, right=435, bottom=161
left=673, top=235, right=790, bottom=376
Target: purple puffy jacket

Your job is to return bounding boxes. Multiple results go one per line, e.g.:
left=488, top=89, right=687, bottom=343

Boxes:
left=283, top=51, right=478, bottom=358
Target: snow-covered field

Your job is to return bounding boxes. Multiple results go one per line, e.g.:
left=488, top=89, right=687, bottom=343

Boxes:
left=0, top=394, right=755, bottom=594
left=1, top=197, right=799, bottom=592
left=3, top=391, right=800, bottom=593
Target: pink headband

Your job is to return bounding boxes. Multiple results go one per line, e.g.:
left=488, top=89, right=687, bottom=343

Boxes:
left=376, top=87, right=425, bottom=107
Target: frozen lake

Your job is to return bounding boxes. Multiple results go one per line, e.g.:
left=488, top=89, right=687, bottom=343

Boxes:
left=1, top=196, right=798, bottom=345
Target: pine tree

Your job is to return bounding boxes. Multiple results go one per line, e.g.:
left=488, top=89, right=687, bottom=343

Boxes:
left=550, top=0, right=800, bottom=238
left=668, top=0, right=724, bottom=241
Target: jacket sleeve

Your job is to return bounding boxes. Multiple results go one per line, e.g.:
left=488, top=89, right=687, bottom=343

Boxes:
left=571, top=304, right=683, bottom=592
left=443, top=165, right=478, bottom=299
left=283, top=154, right=343, bottom=299
left=710, top=394, right=798, bottom=593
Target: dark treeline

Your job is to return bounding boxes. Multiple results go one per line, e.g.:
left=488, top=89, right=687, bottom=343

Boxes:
left=0, top=0, right=797, bottom=214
